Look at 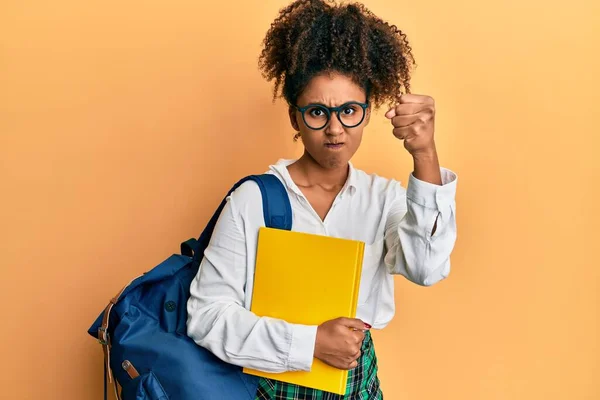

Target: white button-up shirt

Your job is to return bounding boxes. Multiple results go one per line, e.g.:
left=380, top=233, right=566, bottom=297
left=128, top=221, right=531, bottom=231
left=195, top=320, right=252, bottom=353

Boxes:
left=186, top=159, right=457, bottom=373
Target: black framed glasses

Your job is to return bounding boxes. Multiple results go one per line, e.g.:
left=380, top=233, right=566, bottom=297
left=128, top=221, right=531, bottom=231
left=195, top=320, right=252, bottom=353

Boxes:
left=294, top=101, right=369, bottom=130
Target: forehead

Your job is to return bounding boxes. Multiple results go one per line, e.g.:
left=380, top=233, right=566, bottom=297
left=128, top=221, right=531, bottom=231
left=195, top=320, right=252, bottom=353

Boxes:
left=298, top=73, right=367, bottom=105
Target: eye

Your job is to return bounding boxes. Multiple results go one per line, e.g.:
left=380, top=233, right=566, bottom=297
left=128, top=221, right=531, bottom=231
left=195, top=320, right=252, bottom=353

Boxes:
left=341, top=106, right=356, bottom=115
left=308, top=106, right=327, bottom=117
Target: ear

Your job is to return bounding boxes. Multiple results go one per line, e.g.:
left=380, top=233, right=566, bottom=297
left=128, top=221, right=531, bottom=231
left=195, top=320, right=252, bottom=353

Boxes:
left=364, top=104, right=372, bottom=127
left=288, top=106, right=300, bottom=131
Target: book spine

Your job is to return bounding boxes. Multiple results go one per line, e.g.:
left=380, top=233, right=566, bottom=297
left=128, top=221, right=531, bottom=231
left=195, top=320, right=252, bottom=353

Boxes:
left=349, top=243, right=365, bottom=318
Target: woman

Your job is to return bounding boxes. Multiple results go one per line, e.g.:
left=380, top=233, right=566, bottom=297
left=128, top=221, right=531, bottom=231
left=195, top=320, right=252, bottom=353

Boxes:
left=187, top=0, right=457, bottom=398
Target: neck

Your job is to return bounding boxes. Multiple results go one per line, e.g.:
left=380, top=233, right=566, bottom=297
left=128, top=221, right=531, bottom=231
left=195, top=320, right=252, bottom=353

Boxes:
left=291, top=151, right=349, bottom=189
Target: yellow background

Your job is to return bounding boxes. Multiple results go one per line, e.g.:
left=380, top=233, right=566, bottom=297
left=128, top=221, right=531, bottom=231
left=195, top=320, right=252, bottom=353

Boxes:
left=1, top=0, right=598, bottom=399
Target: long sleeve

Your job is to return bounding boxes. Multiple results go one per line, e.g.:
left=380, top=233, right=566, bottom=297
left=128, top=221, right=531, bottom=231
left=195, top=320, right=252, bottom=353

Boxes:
left=383, top=167, right=457, bottom=286
left=186, top=184, right=317, bottom=373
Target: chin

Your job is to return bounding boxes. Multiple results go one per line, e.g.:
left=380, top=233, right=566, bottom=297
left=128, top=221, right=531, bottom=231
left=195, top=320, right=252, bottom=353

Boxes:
left=320, top=154, right=348, bottom=169
left=304, top=148, right=351, bottom=169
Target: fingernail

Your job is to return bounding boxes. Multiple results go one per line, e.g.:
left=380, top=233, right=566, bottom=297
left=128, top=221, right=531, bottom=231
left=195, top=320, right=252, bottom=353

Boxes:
left=364, top=323, right=372, bottom=329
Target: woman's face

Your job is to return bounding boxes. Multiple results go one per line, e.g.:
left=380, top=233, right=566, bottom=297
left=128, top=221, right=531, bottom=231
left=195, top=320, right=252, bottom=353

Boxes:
left=289, top=73, right=371, bottom=169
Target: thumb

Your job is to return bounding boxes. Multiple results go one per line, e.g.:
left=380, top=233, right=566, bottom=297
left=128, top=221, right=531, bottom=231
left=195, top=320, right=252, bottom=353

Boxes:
left=384, top=108, right=396, bottom=119
left=340, top=318, right=371, bottom=331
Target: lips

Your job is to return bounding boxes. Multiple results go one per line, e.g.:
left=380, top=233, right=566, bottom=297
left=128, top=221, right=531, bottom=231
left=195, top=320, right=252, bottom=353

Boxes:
left=325, top=143, right=344, bottom=151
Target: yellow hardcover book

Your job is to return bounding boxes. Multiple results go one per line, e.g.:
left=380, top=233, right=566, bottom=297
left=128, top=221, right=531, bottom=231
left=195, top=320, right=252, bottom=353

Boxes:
left=243, top=227, right=365, bottom=395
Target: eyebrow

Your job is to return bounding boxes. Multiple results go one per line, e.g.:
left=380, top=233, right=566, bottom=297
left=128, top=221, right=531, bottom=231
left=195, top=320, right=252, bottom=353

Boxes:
left=301, top=100, right=367, bottom=107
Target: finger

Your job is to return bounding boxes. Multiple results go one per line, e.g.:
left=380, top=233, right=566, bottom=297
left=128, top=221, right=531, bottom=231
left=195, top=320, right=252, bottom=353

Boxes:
left=348, top=360, right=359, bottom=370
left=352, top=330, right=365, bottom=343
left=398, top=103, right=429, bottom=115
left=393, top=121, right=424, bottom=140
left=339, top=318, right=370, bottom=331
left=392, top=114, right=421, bottom=128
left=399, top=94, right=435, bottom=105
left=393, top=127, right=413, bottom=140
left=386, top=103, right=430, bottom=119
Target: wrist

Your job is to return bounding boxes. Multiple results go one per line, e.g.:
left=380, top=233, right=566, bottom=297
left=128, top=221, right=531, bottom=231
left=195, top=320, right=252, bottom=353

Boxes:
left=411, top=146, right=442, bottom=185
left=314, top=325, right=323, bottom=360
left=411, top=146, right=438, bottom=162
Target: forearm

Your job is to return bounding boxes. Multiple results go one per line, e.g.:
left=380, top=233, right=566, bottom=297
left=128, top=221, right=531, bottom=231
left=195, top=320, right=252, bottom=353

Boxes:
left=412, top=147, right=442, bottom=186
left=412, top=147, right=442, bottom=233
left=187, top=293, right=317, bottom=373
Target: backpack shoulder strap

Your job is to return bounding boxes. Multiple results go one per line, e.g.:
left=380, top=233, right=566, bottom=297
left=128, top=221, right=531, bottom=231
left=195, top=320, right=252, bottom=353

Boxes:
left=191, top=173, right=292, bottom=264
left=249, top=174, right=293, bottom=230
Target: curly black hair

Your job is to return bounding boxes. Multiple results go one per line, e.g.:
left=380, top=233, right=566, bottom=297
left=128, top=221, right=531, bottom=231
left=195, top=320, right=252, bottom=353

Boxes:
left=259, top=0, right=415, bottom=109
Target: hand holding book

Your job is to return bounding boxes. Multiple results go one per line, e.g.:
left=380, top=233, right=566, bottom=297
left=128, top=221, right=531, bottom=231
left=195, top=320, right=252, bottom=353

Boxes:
left=315, top=317, right=371, bottom=370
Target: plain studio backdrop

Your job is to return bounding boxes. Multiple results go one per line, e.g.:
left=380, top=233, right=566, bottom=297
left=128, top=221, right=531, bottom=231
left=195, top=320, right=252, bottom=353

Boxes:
left=1, top=0, right=598, bottom=399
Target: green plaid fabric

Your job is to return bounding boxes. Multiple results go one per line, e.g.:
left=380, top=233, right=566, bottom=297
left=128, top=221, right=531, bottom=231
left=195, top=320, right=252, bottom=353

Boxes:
left=255, top=331, right=382, bottom=399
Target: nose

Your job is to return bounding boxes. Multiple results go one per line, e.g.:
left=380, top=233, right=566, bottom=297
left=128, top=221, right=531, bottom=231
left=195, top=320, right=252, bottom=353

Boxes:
left=325, top=113, right=344, bottom=136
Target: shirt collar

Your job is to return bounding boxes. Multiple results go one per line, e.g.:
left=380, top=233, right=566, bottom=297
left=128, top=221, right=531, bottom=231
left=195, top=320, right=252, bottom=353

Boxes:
left=269, top=159, right=358, bottom=197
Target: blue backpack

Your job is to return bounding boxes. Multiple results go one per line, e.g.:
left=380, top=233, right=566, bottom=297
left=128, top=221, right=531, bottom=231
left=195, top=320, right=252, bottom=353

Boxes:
left=88, top=174, right=293, bottom=400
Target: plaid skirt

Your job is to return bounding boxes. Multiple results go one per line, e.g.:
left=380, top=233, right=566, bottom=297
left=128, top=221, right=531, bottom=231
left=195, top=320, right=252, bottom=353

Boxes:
left=255, top=331, right=383, bottom=399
